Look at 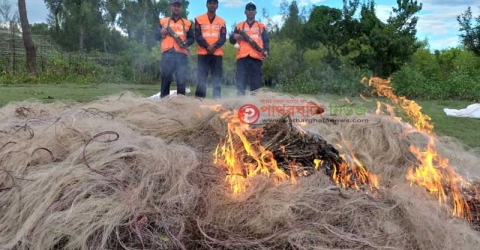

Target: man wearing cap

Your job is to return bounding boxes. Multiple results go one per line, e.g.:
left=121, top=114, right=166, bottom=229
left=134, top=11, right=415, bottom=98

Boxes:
left=154, top=0, right=194, bottom=98
left=229, top=2, right=269, bottom=96
left=194, top=0, right=227, bottom=99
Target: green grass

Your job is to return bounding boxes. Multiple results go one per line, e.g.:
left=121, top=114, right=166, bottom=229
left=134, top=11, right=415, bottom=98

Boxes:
left=1, top=83, right=479, bottom=149
left=0, top=83, right=240, bottom=106
left=416, top=99, right=480, bottom=149
left=0, top=83, right=159, bottom=106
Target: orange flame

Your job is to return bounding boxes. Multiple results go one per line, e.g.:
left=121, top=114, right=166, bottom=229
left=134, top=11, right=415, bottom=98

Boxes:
left=207, top=103, right=380, bottom=194
left=362, top=77, right=433, bottom=133
left=363, top=77, right=476, bottom=221
left=407, top=137, right=472, bottom=219
left=336, top=140, right=380, bottom=191
left=211, top=107, right=289, bottom=194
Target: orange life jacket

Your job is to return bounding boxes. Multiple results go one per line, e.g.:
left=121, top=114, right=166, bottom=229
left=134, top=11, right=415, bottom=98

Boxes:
left=235, top=21, right=265, bottom=61
left=195, top=13, right=226, bottom=56
left=159, top=17, right=192, bottom=55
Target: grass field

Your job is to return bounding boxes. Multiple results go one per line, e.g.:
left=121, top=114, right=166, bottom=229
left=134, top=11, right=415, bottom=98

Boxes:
left=1, top=83, right=479, bottom=149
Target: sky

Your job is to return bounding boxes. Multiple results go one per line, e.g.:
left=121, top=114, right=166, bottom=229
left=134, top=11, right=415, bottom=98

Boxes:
left=11, top=0, right=480, bottom=51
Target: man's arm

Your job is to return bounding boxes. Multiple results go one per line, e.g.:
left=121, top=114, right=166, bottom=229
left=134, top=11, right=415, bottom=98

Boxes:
left=186, top=24, right=194, bottom=47
left=154, top=24, right=162, bottom=41
left=214, top=25, right=227, bottom=48
left=229, top=27, right=239, bottom=44
left=261, top=28, right=269, bottom=53
left=194, top=19, right=210, bottom=48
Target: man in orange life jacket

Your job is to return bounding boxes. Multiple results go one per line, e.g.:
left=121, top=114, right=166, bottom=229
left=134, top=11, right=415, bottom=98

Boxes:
left=194, top=0, right=227, bottom=99
left=229, top=2, right=269, bottom=96
left=154, top=0, right=194, bottom=98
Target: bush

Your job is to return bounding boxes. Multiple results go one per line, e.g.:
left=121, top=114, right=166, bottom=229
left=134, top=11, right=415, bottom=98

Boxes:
left=391, top=47, right=480, bottom=101
left=0, top=52, right=112, bottom=84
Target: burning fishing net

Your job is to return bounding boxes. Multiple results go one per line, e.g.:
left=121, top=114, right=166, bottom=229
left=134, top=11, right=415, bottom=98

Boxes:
left=0, top=79, right=480, bottom=250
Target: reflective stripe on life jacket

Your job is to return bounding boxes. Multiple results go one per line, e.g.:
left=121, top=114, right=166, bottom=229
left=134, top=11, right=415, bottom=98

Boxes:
left=195, top=13, right=226, bottom=56
left=235, top=21, right=265, bottom=61
left=159, top=17, right=192, bottom=55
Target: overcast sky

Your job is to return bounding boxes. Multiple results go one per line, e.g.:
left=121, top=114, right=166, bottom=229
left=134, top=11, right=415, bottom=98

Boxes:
left=9, top=0, right=480, bottom=50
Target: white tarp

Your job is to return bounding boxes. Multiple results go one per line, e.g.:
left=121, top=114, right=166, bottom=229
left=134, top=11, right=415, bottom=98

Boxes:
left=444, top=104, right=480, bottom=119
left=148, top=88, right=191, bottom=100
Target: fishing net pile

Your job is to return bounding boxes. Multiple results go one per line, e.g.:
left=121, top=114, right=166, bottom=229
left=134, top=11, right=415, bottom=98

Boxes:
left=1, top=88, right=480, bottom=250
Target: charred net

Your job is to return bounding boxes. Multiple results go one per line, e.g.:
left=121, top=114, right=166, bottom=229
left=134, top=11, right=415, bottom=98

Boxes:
left=215, top=113, right=379, bottom=192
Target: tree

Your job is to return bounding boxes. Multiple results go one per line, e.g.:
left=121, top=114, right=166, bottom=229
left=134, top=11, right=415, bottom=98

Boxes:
left=44, top=0, right=127, bottom=52
left=0, top=0, right=19, bottom=23
left=18, top=0, right=36, bottom=76
left=278, top=1, right=303, bottom=42
left=340, top=0, right=361, bottom=46
left=302, top=6, right=343, bottom=52
left=0, top=0, right=11, bottom=22
left=262, top=8, right=280, bottom=38
left=116, top=0, right=190, bottom=49
left=350, top=0, right=422, bottom=77
left=44, top=0, right=99, bottom=50
left=44, top=0, right=63, bottom=33
left=457, top=6, right=480, bottom=56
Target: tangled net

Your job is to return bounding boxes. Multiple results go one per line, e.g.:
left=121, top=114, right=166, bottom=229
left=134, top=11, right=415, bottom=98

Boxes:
left=1, top=91, right=480, bottom=250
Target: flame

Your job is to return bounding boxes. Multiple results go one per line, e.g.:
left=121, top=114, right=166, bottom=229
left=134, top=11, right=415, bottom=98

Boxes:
left=363, top=77, right=476, bottom=221
left=375, top=101, right=382, bottom=115
left=212, top=108, right=289, bottom=194
left=407, top=137, right=472, bottom=219
left=336, top=140, right=380, bottom=191
left=360, top=93, right=372, bottom=102
left=298, top=121, right=307, bottom=126
left=207, top=104, right=380, bottom=195
left=289, top=161, right=298, bottom=185
left=201, top=104, right=223, bottom=112
left=195, top=109, right=202, bottom=118
left=362, top=77, right=433, bottom=133
left=314, top=159, right=322, bottom=170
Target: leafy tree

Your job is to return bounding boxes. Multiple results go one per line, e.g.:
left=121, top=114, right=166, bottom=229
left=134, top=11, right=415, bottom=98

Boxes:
left=457, top=6, right=480, bottom=56
left=44, top=0, right=102, bottom=50
left=44, top=0, right=128, bottom=52
left=262, top=8, right=280, bottom=38
left=387, top=0, right=423, bottom=63
left=351, top=0, right=422, bottom=77
left=30, top=23, right=50, bottom=36
left=44, top=0, right=63, bottom=33
left=117, top=0, right=189, bottom=49
left=302, top=5, right=342, bottom=52
left=278, top=1, right=303, bottom=43
left=338, top=0, right=361, bottom=54
left=301, top=5, right=344, bottom=68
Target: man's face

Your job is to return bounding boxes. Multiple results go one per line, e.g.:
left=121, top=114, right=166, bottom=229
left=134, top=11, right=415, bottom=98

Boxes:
left=206, top=1, right=218, bottom=12
left=245, top=8, right=256, bottom=19
left=171, top=3, right=182, bottom=15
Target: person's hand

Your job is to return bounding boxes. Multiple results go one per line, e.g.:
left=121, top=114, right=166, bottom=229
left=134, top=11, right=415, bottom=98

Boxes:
left=207, top=45, right=215, bottom=54
left=263, top=51, right=268, bottom=58
left=233, top=34, right=242, bottom=40
left=161, top=27, right=167, bottom=37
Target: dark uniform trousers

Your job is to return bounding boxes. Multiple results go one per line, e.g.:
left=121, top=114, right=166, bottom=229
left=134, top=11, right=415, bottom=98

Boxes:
left=160, top=49, right=189, bottom=98
left=235, top=56, right=263, bottom=96
left=195, top=55, right=223, bottom=98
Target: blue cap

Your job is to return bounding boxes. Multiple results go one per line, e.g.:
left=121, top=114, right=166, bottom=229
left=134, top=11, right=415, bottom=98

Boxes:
left=170, top=0, right=182, bottom=4
left=245, top=2, right=256, bottom=10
